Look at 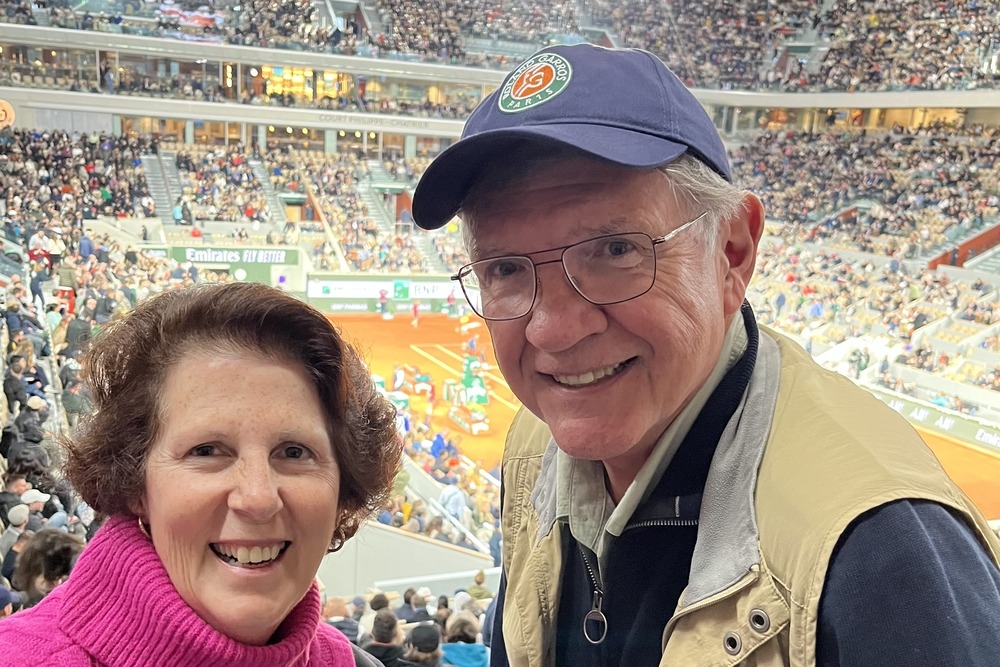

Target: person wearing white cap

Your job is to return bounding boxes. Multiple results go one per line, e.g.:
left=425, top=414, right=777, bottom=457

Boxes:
left=0, top=505, right=29, bottom=560
left=20, top=489, right=49, bottom=532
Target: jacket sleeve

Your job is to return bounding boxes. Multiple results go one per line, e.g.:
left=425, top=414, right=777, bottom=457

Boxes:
left=488, top=569, right=510, bottom=667
left=350, top=643, right=385, bottom=667
left=818, top=499, right=1000, bottom=666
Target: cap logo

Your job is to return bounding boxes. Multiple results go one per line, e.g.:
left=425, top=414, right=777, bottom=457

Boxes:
left=498, top=53, right=572, bottom=114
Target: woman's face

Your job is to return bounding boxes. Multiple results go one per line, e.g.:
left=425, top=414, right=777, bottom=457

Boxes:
left=141, top=350, right=342, bottom=645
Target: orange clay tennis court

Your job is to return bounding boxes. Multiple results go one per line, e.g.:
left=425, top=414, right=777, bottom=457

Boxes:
left=333, top=313, right=1000, bottom=521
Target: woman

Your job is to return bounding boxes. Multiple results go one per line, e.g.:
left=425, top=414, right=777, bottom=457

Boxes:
left=0, top=283, right=400, bottom=666
left=440, top=611, right=488, bottom=667
left=11, top=529, right=85, bottom=608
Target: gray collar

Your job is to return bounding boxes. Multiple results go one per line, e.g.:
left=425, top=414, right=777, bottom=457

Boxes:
left=529, top=331, right=782, bottom=609
left=678, top=330, right=779, bottom=608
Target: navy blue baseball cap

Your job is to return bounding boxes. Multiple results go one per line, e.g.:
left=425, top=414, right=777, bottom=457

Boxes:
left=412, top=44, right=731, bottom=230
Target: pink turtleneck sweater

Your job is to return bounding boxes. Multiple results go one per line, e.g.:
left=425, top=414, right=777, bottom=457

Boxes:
left=0, top=516, right=355, bottom=666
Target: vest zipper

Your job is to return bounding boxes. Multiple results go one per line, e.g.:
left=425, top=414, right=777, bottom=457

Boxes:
left=578, top=545, right=608, bottom=645
left=624, top=517, right=699, bottom=531
left=576, top=498, right=699, bottom=651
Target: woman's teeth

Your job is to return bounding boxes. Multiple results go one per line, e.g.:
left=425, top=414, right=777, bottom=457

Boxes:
left=211, top=542, right=287, bottom=566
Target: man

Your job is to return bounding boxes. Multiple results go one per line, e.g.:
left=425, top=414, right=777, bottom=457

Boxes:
left=406, top=593, right=433, bottom=623
left=12, top=395, right=50, bottom=465
left=411, top=44, right=1000, bottom=666
left=0, top=477, right=29, bottom=522
left=394, top=587, right=417, bottom=622
left=3, top=354, right=28, bottom=415
left=21, top=488, right=49, bottom=532
left=324, top=596, right=364, bottom=645
left=360, top=592, right=390, bottom=636
left=360, top=609, right=417, bottom=667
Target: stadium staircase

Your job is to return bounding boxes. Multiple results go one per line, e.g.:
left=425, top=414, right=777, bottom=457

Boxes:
left=314, top=0, right=339, bottom=35
left=140, top=154, right=174, bottom=221
left=411, top=233, right=449, bottom=274
left=359, top=160, right=448, bottom=272
left=968, top=249, right=1000, bottom=274
left=357, top=1, right=386, bottom=39
left=358, top=162, right=397, bottom=236
left=963, top=218, right=1000, bottom=274
left=248, top=159, right=290, bottom=227
left=157, top=150, right=185, bottom=215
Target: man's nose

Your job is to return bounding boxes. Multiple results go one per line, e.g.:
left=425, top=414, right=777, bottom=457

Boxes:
left=524, top=262, right=607, bottom=352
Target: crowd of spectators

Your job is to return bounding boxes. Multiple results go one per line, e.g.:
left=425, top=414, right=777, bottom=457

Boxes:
left=587, top=0, right=814, bottom=89
left=381, top=154, right=430, bottom=184
left=0, top=56, right=482, bottom=122
left=266, top=149, right=429, bottom=272
left=0, top=203, right=247, bottom=614
left=814, top=0, right=1000, bottom=92
left=731, top=125, right=1000, bottom=258
left=433, top=235, right=466, bottom=274
left=322, top=588, right=494, bottom=665
left=0, top=130, right=156, bottom=233
left=6, top=0, right=999, bottom=91
left=174, top=145, right=270, bottom=223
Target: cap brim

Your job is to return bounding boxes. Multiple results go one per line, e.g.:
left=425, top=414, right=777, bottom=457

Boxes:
left=411, top=124, right=689, bottom=230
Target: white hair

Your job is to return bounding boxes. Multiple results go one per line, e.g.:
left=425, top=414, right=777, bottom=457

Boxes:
left=657, top=154, right=749, bottom=250
left=459, top=152, right=747, bottom=256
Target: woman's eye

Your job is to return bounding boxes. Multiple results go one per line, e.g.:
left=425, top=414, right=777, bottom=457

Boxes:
left=281, top=444, right=313, bottom=460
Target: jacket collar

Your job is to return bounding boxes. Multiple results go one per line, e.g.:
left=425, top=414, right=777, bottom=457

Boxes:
left=530, top=307, right=783, bottom=610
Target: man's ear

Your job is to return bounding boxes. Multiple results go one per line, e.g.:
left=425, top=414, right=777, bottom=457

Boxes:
left=720, top=193, right=765, bottom=316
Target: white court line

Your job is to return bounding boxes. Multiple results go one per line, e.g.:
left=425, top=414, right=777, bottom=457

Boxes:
left=430, top=344, right=512, bottom=391
left=408, top=345, right=520, bottom=412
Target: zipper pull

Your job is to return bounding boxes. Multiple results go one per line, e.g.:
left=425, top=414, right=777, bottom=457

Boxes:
left=583, top=590, right=608, bottom=645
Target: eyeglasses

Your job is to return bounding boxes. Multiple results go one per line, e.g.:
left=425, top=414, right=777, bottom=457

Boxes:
left=452, top=212, right=708, bottom=321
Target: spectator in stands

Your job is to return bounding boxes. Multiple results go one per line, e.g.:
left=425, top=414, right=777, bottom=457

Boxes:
left=324, top=597, right=364, bottom=645
left=407, top=593, right=434, bottom=623
left=360, top=592, right=390, bottom=636
left=0, top=586, right=18, bottom=618
left=0, top=505, right=29, bottom=560
left=350, top=595, right=367, bottom=623
left=14, top=395, right=48, bottom=448
left=19, top=489, right=49, bottom=533
left=395, top=587, right=417, bottom=622
left=2, top=355, right=28, bottom=416
left=2, top=533, right=31, bottom=589
left=465, top=571, right=492, bottom=601
left=0, top=478, right=29, bottom=524
left=11, top=529, right=85, bottom=608
left=4, top=302, right=47, bottom=359
left=0, top=283, right=398, bottom=666
left=440, top=611, right=487, bottom=667
left=362, top=609, right=418, bottom=667
left=411, top=44, right=1000, bottom=666
left=405, top=623, right=443, bottom=666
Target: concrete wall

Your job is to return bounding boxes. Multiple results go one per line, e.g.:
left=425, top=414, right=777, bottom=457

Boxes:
left=317, top=520, right=492, bottom=597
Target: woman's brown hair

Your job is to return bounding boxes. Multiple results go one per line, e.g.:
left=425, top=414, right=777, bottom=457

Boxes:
left=64, top=282, right=400, bottom=545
